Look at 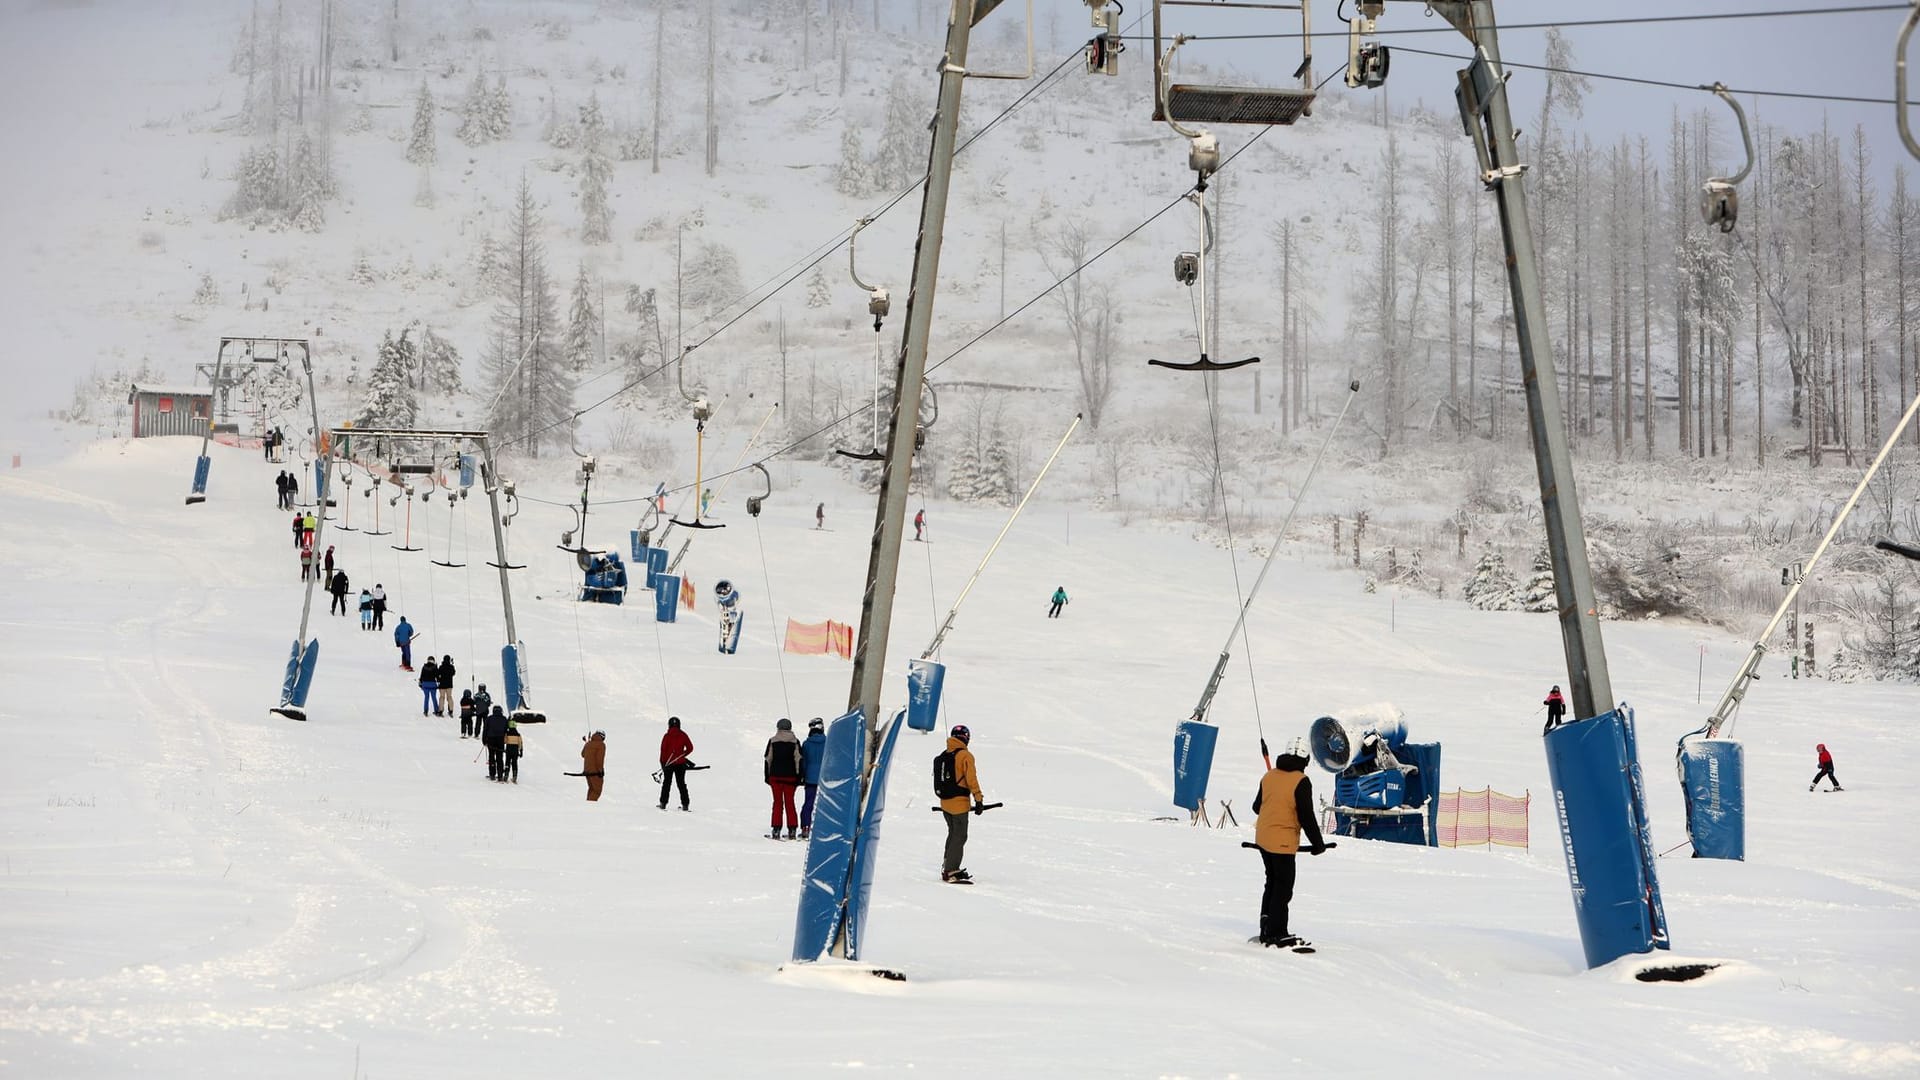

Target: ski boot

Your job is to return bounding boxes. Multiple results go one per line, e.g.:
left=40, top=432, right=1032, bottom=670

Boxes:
left=941, top=868, right=974, bottom=885
left=787, top=828, right=798, bottom=840
left=800, top=828, right=811, bottom=840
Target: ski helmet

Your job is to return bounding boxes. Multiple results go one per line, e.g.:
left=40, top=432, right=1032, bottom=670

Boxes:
left=667, top=716, right=681, bottom=728
left=950, top=724, right=971, bottom=744
left=1283, top=736, right=1309, bottom=760
left=808, top=717, right=825, bottom=732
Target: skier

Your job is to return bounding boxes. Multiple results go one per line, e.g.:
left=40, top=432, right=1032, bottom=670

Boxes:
left=458, top=689, right=476, bottom=738
left=502, top=721, right=523, bottom=784
left=936, top=724, right=985, bottom=883
left=291, top=512, right=304, bottom=548
left=658, top=716, right=693, bottom=810
left=371, top=584, right=388, bottom=631
left=359, top=588, right=374, bottom=630
left=914, top=508, right=926, bottom=541
left=393, top=615, right=415, bottom=670
left=1810, top=743, right=1843, bottom=792
left=436, top=654, right=456, bottom=716
left=815, top=502, right=825, bottom=530
left=1048, top=586, right=1069, bottom=619
left=418, top=657, right=442, bottom=716
left=323, top=545, right=336, bottom=576
left=471, top=683, right=494, bottom=724
left=327, top=568, right=350, bottom=615
left=581, top=730, right=607, bottom=801
left=764, top=718, right=805, bottom=839
left=285, top=470, right=297, bottom=505
left=481, top=705, right=509, bottom=781
left=299, top=544, right=315, bottom=582
left=1542, top=685, right=1568, bottom=735
left=275, top=471, right=289, bottom=508
left=301, top=511, right=316, bottom=547
left=799, top=717, right=827, bottom=839
left=1249, top=735, right=1328, bottom=949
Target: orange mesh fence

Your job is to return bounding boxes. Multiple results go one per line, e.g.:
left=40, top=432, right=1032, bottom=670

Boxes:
left=1437, top=787, right=1529, bottom=850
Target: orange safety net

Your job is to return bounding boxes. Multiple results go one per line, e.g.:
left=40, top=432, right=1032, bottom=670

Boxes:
left=783, top=619, right=853, bottom=660
left=680, top=577, right=696, bottom=610
left=1436, top=787, right=1530, bottom=850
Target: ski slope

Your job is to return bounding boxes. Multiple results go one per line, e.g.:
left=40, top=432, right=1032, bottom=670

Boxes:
left=1, top=437, right=1916, bottom=1078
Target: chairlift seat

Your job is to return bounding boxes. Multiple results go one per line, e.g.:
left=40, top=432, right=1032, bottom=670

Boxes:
left=1159, top=84, right=1314, bottom=127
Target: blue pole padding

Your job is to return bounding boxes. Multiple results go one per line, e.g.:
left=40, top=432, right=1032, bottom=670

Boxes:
left=501, top=642, right=526, bottom=711
left=191, top=455, right=211, bottom=495
left=1678, top=738, right=1745, bottom=861
left=844, top=710, right=907, bottom=960
left=1544, top=704, right=1671, bottom=969
left=905, top=660, right=945, bottom=732
left=1172, top=720, right=1219, bottom=811
left=654, top=575, right=680, bottom=622
left=791, top=709, right=866, bottom=962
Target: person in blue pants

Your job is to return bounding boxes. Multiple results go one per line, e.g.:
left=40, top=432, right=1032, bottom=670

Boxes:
left=799, top=717, right=827, bottom=839
left=418, top=658, right=442, bottom=715
left=394, top=616, right=416, bottom=671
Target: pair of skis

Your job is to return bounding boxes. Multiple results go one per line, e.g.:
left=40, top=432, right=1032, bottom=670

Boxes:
left=1239, top=840, right=1336, bottom=954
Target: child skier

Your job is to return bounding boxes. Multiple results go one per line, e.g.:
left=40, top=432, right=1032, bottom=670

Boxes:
left=764, top=719, right=805, bottom=839
left=1542, top=685, right=1568, bottom=735
left=914, top=508, right=926, bottom=541
left=503, top=721, right=523, bottom=784
left=359, top=588, right=374, bottom=630
left=291, top=512, right=304, bottom=548
left=370, top=584, right=388, bottom=631
left=394, top=615, right=415, bottom=670
left=658, top=717, right=693, bottom=810
left=459, top=689, right=476, bottom=738
left=1810, top=743, right=1843, bottom=791
left=815, top=502, right=825, bottom=529
left=299, top=544, right=315, bottom=581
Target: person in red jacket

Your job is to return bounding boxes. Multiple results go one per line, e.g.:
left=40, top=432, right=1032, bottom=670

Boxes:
left=1810, top=743, right=1842, bottom=791
left=1542, top=685, right=1568, bottom=735
left=658, top=716, right=694, bottom=810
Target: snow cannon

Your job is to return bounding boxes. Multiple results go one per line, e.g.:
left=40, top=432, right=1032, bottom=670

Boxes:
left=579, top=551, right=627, bottom=605
left=1312, top=714, right=1441, bottom=847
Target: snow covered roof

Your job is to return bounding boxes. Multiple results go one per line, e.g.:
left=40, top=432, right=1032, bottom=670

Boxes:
left=127, top=383, right=211, bottom=401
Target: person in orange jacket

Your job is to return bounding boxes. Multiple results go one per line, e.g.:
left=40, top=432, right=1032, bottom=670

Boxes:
left=936, top=725, right=985, bottom=883
left=581, top=731, right=607, bottom=801
left=1250, top=736, right=1327, bottom=948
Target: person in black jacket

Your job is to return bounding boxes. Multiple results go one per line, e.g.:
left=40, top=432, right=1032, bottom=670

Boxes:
left=458, top=689, right=476, bottom=738
left=328, top=569, right=350, bottom=616
left=481, top=706, right=509, bottom=781
left=502, top=721, right=523, bottom=783
left=764, top=718, right=805, bottom=839
left=435, top=655, right=456, bottom=717
left=1542, top=685, right=1568, bottom=735
left=418, top=659, right=442, bottom=716
left=1250, top=737, right=1328, bottom=948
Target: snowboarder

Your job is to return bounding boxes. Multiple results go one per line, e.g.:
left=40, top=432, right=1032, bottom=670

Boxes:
left=328, top=569, right=351, bottom=615
left=418, top=658, right=442, bottom=716
left=815, top=502, right=825, bottom=530
left=458, top=689, right=476, bottom=738
left=1810, top=743, right=1843, bottom=791
left=581, top=730, right=607, bottom=801
left=481, top=705, right=509, bottom=781
left=359, top=588, right=374, bottom=630
left=799, top=717, right=827, bottom=839
left=436, top=654, right=456, bottom=716
left=764, top=718, right=805, bottom=839
left=658, top=716, right=693, bottom=810
left=371, top=584, right=388, bottom=631
left=299, top=544, right=315, bottom=581
left=502, top=721, right=523, bottom=783
left=914, top=508, right=926, bottom=541
left=1048, top=586, right=1069, bottom=619
left=1250, top=735, right=1328, bottom=949
left=1542, top=685, right=1568, bottom=735
left=393, top=615, right=415, bottom=670
left=936, top=724, right=985, bottom=883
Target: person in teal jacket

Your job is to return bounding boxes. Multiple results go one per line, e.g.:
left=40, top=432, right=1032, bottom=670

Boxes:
left=1048, top=586, right=1069, bottom=618
left=394, top=616, right=416, bottom=670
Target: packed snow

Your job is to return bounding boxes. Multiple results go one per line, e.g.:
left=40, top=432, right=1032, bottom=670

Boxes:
left=1, top=437, right=1916, bottom=1077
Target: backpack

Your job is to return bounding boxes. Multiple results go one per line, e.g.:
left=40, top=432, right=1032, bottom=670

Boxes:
left=933, top=749, right=968, bottom=800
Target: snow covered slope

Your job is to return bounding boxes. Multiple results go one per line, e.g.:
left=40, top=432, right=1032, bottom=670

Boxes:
left=1, top=437, right=1915, bottom=1078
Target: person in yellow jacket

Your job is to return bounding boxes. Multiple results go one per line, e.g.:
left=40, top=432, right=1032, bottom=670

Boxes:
left=1250, top=736, right=1327, bottom=947
left=936, top=725, right=984, bottom=884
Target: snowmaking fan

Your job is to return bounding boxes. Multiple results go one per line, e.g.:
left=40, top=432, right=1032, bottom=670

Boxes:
left=1309, top=716, right=1350, bottom=772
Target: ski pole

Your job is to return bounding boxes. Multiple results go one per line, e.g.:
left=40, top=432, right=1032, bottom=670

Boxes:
left=1241, top=841, right=1337, bottom=852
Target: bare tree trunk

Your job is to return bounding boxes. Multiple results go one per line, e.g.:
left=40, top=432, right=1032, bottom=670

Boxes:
left=1642, top=146, right=1655, bottom=456
left=1610, top=144, right=1622, bottom=459
left=652, top=3, right=664, bottom=174
left=705, top=0, right=718, bottom=178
